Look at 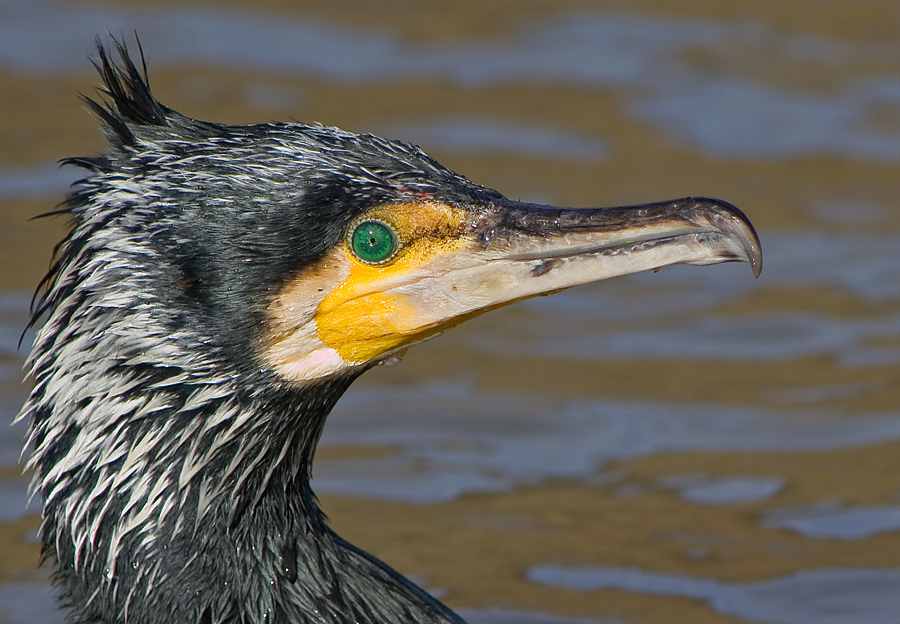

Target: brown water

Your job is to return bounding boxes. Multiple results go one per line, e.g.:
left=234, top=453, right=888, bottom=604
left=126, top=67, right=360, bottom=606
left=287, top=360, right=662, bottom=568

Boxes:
left=1, top=1, right=898, bottom=623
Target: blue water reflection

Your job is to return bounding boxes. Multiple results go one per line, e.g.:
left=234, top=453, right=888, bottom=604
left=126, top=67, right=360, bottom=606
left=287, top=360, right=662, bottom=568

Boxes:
left=763, top=502, right=900, bottom=540
left=379, top=117, right=610, bottom=161
left=658, top=474, right=785, bottom=505
left=529, top=565, right=900, bottom=624
left=0, top=584, right=60, bottom=624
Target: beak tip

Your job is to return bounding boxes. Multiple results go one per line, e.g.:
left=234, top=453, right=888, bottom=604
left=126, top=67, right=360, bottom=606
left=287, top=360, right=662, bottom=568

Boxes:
left=694, top=197, right=762, bottom=279
left=751, top=255, right=763, bottom=279
left=738, top=216, right=763, bottom=279
left=739, top=225, right=763, bottom=279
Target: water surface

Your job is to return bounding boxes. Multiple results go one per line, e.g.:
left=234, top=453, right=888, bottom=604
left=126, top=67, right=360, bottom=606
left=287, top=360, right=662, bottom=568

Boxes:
left=1, top=0, right=897, bottom=622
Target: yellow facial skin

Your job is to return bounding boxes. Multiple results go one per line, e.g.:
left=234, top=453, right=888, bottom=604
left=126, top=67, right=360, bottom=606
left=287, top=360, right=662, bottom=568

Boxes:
left=315, top=201, right=470, bottom=364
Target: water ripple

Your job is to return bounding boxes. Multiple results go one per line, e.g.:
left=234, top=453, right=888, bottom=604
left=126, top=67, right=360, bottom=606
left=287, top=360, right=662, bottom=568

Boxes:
left=529, top=565, right=900, bottom=624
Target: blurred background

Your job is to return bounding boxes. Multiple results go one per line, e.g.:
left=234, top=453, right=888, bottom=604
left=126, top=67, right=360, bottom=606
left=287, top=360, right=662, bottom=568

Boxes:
left=0, top=1, right=898, bottom=623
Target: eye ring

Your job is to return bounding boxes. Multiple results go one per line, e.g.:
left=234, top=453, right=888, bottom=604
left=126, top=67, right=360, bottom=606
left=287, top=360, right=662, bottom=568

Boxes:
left=348, top=218, right=399, bottom=265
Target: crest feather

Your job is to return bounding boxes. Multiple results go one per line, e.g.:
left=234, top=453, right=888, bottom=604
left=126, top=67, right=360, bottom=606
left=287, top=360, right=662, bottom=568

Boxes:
left=83, top=35, right=170, bottom=146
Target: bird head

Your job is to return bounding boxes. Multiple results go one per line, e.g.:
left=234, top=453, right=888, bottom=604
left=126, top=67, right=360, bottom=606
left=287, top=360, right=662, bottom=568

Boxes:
left=46, top=40, right=760, bottom=391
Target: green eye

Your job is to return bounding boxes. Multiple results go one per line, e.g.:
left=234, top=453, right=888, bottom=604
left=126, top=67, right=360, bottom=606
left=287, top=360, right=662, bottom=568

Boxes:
left=350, top=220, right=398, bottom=264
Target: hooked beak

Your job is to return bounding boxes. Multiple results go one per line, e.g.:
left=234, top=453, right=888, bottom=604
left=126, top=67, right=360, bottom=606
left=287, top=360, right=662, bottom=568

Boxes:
left=387, top=196, right=761, bottom=333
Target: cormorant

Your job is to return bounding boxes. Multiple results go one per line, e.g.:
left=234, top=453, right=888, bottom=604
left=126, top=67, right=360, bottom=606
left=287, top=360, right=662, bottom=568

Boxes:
left=18, top=38, right=761, bottom=624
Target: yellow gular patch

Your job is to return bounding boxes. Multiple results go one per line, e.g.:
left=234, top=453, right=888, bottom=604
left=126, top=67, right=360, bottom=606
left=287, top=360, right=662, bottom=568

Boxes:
left=315, top=201, right=470, bottom=363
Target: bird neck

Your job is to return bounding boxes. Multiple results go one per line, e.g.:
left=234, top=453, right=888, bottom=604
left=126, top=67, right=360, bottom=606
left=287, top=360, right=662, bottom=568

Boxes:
left=30, top=361, right=462, bottom=623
